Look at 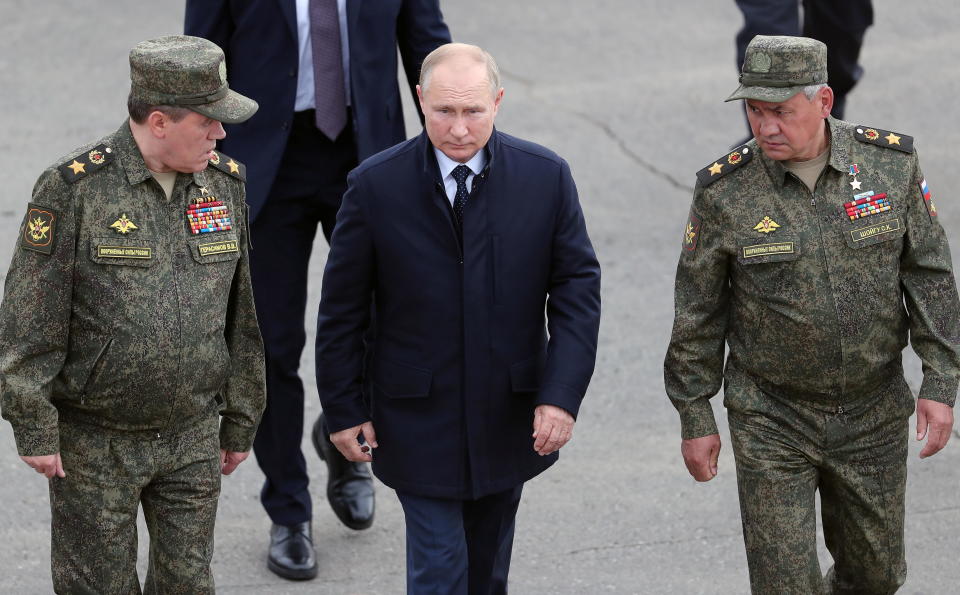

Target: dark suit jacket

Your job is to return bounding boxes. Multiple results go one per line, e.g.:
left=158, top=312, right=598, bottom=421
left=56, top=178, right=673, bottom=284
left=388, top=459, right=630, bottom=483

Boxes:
left=315, top=130, right=602, bottom=499
left=184, top=0, right=451, bottom=220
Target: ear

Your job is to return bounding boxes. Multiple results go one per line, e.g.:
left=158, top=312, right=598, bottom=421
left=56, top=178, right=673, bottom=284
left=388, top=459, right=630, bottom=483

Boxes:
left=818, top=86, right=835, bottom=118
left=492, top=88, right=504, bottom=114
left=416, top=84, right=426, bottom=114
left=146, top=110, right=168, bottom=138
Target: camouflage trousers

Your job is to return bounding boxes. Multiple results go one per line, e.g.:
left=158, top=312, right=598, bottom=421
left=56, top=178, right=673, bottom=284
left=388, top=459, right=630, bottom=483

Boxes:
left=725, top=367, right=913, bottom=595
left=49, top=414, right=221, bottom=594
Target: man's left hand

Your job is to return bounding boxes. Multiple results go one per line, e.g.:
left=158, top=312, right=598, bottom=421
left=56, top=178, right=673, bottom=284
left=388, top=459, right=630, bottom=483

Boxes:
left=220, top=449, right=250, bottom=475
left=532, top=404, right=575, bottom=456
left=916, top=398, right=954, bottom=459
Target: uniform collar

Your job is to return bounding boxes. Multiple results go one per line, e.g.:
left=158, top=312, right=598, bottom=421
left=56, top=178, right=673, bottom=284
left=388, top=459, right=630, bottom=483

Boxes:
left=759, top=116, right=850, bottom=189
left=113, top=119, right=213, bottom=190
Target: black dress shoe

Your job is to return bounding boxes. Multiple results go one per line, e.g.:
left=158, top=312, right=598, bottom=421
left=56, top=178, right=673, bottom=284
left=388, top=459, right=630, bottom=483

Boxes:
left=312, top=413, right=375, bottom=530
left=267, top=522, right=318, bottom=581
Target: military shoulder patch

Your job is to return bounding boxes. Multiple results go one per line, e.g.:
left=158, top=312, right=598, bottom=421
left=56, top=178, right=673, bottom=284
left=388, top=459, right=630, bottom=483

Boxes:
left=696, top=144, right=754, bottom=187
left=208, top=151, right=246, bottom=182
left=57, top=143, right=114, bottom=184
left=853, top=125, right=914, bottom=153
left=20, top=203, right=58, bottom=255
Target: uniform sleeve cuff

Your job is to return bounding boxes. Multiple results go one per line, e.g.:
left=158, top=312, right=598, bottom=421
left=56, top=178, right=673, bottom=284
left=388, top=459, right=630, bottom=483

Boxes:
left=919, top=374, right=958, bottom=407
left=12, top=425, right=60, bottom=457
left=677, top=399, right=719, bottom=440
left=218, top=419, right=256, bottom=453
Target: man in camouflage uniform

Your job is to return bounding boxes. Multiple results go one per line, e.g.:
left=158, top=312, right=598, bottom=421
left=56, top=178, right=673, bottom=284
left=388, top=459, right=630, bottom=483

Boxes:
left=0, top=36, right=266, bottom=593
left=665, top=35, right=960, bottom=594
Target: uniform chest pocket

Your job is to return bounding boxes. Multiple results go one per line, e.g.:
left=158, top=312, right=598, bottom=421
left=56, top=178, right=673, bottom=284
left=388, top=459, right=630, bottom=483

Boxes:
left=842, top=216, right=905, bottom=250
left=89, top=236, right=156, bottom=268
left=189, top=233, right=241, bottom=264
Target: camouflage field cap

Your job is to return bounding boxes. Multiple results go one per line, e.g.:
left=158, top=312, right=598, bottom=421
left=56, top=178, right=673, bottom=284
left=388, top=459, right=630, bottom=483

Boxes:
left=129, top=35, right=258, bottom=124
left=725, top=35, right=828, bottom=103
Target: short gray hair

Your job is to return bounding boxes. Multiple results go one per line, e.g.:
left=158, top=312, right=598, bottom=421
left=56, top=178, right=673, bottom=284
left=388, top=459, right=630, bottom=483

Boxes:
left=802, top=83, right=828, bottom=100
left=419, top=43, right=501, bottom=96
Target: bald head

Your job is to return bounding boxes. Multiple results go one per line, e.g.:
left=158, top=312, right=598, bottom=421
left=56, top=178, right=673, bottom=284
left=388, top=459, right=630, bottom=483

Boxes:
left=419, top=43, right=501, bottom=97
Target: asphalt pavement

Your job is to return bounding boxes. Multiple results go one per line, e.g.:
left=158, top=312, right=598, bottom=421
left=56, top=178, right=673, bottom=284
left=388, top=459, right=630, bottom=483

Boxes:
left=1, top=1, right=959, bottom=593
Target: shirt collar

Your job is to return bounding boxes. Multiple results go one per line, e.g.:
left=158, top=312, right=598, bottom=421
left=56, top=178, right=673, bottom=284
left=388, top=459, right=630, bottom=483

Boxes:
left=433, top=146, right=487, bottom=181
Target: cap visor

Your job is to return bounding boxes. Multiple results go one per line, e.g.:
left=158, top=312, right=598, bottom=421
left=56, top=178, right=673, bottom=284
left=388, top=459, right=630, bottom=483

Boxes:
left=724, top=84, right=805, bottom=103
left=190, top=89, right=259, bottom=124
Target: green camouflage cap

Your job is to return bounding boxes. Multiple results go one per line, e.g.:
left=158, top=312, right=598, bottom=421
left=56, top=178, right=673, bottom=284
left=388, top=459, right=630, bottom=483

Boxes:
left=129, top=35, right=258, bottom=124
left=725, top=35, right=828, bottom=103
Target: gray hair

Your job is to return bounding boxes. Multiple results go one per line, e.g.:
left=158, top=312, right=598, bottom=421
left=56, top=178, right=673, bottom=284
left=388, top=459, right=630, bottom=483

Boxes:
left=419, top=43, right=501, bottom=97
left=802, top=83, right=828, bottom=100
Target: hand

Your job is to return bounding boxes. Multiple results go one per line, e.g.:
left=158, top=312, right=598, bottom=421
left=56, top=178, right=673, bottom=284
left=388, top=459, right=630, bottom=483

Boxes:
left=21, top=453, right=65, bottom=479
left=916, top=398, right=954, bottom=459
left=532, top=404, right=575, bottom=456
left=330, top=421, right=379, bottom=462
left=681, top=434, right=721, bottom=482
left=219, top=449, right=250, bottom=475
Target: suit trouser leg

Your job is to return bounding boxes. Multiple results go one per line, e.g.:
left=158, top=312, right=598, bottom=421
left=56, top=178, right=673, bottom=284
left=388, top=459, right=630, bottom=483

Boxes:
left=250, top=112, right=356, bottom=526
left=802, top=0, right=874, bottom=120
left=396, top=485, right=524, bottom=595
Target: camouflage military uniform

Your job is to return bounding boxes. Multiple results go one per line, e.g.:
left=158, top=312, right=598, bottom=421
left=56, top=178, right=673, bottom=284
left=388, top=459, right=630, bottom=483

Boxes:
left=664, top=115, right=960, bottom=594
left=0, top=36, right=265, bottom=594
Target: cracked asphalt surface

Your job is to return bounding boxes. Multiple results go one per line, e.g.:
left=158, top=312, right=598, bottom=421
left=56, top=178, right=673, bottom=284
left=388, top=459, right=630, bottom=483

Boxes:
left=1, top=1, right=959, bottom=593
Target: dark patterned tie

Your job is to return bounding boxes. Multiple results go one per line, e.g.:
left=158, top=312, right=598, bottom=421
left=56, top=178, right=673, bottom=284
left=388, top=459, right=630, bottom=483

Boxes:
left=451, top=165, right=471, bottom=226
left=310, top=0, right=347, bottom=140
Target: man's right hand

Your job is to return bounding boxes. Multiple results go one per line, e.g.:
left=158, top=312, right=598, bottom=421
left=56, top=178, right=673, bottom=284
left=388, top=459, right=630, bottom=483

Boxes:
left=681, top=434, right=721, bottom=482
left=21, top=453, right=65, bottom=478
left=330, top=421, right=379, bottom=462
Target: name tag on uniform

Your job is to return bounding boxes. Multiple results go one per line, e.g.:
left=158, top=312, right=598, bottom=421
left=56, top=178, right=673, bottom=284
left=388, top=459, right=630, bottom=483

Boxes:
left=96, top=245, right=152, bottom=259
left=198, top=239, right=239, bottom=256
left=742, top=242, right=795, bottom=258
left=849, top=218, right=901, bottom=243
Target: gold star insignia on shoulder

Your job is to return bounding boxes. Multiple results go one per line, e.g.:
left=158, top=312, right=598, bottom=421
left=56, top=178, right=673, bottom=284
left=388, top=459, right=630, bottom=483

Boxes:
left=199, top=186, right=210, bottom=196
left=58, top=143, right=114, bottom=183
left=207, top=151, right=246, bottom=181
left=109, top=214, right=139, bottom=234
left=753, top=216, right=780, bottom=234
left=854, top=125, right=914, bottom=153
left=696, top=144, right=753, bottom=187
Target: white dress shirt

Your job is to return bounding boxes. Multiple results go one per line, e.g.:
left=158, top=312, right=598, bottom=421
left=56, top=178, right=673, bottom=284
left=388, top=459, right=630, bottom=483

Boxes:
left=434, top=148, right=487, bottom=207
left=294, top=0, right=352, bottom=112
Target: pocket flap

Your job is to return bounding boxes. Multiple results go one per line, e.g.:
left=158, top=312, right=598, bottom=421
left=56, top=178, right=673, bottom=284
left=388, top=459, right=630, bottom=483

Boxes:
left=510, top=352, right=546, bottom=393
left=843, top=217, right=904, bottom=249
left=189, top=233, right=241, bottom=264
left=373, top=358, right=432, bottom=399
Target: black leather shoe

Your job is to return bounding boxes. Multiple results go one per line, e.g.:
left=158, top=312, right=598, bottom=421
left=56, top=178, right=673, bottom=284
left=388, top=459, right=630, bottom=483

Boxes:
left=312, top=413, right=375, bottom=530
left=267, top=522, right=318, bottom=581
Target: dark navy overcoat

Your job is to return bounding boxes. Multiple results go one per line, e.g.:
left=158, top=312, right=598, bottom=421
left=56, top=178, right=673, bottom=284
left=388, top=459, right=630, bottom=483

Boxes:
left=316, top=130, right=601, bottom=499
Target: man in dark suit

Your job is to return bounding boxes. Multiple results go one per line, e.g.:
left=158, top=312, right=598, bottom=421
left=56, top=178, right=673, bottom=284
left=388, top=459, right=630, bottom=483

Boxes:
left=184, top=0, right=450, bottom=581
left=315, top=43, right=601, bottom=594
